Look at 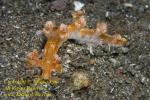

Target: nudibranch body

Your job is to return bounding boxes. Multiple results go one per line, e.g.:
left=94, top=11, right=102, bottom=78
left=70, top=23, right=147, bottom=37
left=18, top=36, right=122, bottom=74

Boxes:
left=26, top=11, right=127, bottom=80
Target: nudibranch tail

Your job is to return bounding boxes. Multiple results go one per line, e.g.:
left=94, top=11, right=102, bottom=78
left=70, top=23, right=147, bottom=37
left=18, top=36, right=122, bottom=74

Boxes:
left=72, top=10, right=84, bottom=19
left=43, top=21, right=55, bottom=38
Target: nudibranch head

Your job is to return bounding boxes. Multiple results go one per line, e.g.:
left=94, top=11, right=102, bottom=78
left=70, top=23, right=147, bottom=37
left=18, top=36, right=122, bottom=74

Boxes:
left=43, top=21, right=55, bottom=38
left=72, top=10, right=84, bottom=19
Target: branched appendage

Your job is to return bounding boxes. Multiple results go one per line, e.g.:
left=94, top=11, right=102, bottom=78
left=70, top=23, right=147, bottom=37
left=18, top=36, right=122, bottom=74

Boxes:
left=26, top=11, right=86, bottom=80
left=96, top=22, right=127, bottom=46
left=26, top=10, right=127, bottom=81
left=79, top=22, right=127, bottom=46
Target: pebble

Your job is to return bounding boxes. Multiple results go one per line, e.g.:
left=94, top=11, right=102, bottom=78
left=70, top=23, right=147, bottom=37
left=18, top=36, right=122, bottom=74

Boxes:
left=121, top=47, right=129, bottom=54
left=141, top=76, right=146, bottom=84
left=1, top=64, right=5, bottom=68
left=145, top=5, right=149, bottom=9
left=71, top=71, right=90, bottom=90
left=51, top=0, right=67, bottom=11
left=105, top=11, right=109, bottom=17
left=6, top=38, right=12, bottom=41
left=67, top=49, right=73, bottom=54
left=35, top=30, right=42, bottom=36
left=123, top=3, right=133, bottom=8
left=74, top=1, right=85, bottom=11
left=109, top=58, right=120, bottom=67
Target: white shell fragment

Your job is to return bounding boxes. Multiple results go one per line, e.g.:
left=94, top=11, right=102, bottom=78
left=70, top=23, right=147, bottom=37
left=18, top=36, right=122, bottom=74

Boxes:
left=74, top=1, right=85, bottom=11
left=123, top=3, right=133, bottom=8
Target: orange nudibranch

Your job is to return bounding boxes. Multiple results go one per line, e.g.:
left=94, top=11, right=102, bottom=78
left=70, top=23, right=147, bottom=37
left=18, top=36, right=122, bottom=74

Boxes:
left=26, top=11, right=127, bottom=80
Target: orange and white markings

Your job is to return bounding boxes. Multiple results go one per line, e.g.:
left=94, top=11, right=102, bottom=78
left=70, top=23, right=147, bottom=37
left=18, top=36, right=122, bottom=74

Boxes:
left=26, top=10, right=127, bottom=80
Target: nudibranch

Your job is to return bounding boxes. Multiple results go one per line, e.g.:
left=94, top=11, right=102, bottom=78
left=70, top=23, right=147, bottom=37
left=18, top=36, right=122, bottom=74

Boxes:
left=26, top=11, right=127, bottom=80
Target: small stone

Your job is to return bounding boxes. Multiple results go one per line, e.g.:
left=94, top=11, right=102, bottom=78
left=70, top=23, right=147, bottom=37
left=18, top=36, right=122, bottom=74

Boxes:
left=51, top=0, right=66, bottom=11
left=123, top=3, right=133, bottom=8
left=74, top=1, right=84, bottom=11
left=14, top=25, right=20, bottom=29
left=116, top=67, right=123, bottom=75
left=6, top=38, right=12, bottom=41
left=145, top=5, right=149, bottom=9
left=15, top=55, right=18, bottom=58
left=109, top=58, right=120, bottom=67
left=71, top=71, right=90, bottom=90
left=141, top=76, right=146, bottom=84
left=1, top=64, right=5, bottom=68
left=121, top=47, right=129, bottom=53
left=19, top=57, right=25, bottom=62
left=89, top=59, right=96, bottom=65
left=2, top=6, right=5, bottom=9
left=90, top=67, right=95, bottom=72
left=36, top=30, right=42, bottom=36
left=7, top=10, right=11, bottom=14
left=105, top=11, right=109, bottom=18
left=67, top=49, right=73, bottom=54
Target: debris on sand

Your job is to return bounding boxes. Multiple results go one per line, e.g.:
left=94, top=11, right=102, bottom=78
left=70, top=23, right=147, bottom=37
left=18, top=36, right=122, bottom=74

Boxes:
left=74, top=1, right=85, bottom=11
